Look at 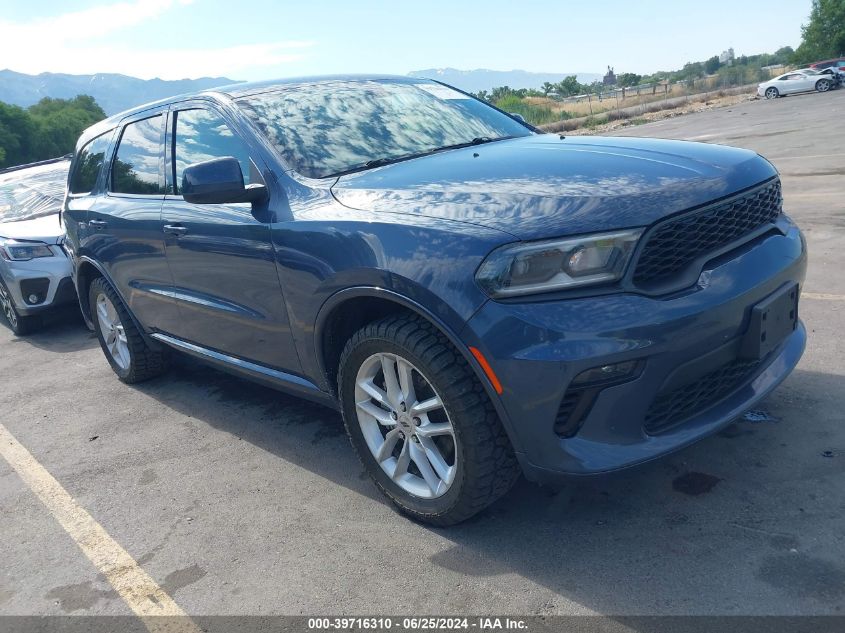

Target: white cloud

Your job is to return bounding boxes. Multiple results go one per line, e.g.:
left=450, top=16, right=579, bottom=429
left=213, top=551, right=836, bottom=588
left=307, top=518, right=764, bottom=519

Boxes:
left=0, top=0, right=313, bottom=79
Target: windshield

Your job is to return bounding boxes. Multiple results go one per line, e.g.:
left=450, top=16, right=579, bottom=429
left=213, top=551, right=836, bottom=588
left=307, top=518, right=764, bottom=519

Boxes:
left=236, top=79, right=532, bottom=179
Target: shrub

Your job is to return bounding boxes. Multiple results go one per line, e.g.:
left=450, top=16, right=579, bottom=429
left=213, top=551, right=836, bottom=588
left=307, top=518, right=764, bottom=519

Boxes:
left=494, top=95, right=562, bottom=126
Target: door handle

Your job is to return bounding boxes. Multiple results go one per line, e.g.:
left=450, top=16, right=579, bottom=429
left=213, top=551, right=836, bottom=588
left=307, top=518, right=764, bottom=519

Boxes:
left=88, top=220, right=107, bottom=230
left=163, top=224, right=188, bottom=237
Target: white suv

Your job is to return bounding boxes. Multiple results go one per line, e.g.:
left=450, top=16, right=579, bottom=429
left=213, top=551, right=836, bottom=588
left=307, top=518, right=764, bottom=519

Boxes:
left=0, top=158, right=76, bottom=335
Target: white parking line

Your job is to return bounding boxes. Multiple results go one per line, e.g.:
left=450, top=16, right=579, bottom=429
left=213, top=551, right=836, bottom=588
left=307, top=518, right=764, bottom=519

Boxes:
left=768, top=153, right=845, bottom=161
left=0, top=423, right=201, bottom=633
left=803, top=292, right=845, bottom=301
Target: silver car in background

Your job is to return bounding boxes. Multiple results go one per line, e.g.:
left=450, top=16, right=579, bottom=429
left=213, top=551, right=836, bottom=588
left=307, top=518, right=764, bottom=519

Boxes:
left=0, top=158, right=76, bottom=335
left=758, top=68, right=837, bottom=99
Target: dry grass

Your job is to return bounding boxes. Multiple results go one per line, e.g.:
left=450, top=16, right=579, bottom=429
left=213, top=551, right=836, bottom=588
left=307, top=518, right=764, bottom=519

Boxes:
left=537, top=84, right=758, bottom=133
left=526, top=88, right=681, bottom=118
left=561, top=91, right=758, bottom=136
left=525, top=76, right=757, bottom=119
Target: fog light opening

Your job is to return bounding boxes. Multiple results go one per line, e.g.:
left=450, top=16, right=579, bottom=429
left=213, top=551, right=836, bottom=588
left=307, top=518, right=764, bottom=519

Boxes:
left=571, top=360, right=642, bottom=387
left=27, top=294, right=40, bottom=304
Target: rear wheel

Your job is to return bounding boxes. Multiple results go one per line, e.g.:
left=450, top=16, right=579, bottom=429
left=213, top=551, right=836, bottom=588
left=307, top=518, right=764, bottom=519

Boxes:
left=765, top=87, right=779, bottom=99
left=0, top=279, right=41, bottom=335
left=339, top=314, right=519, bottom=526
left=816, top=79, right=831, bottom=93
left=89, top=277, right=169, bottom=383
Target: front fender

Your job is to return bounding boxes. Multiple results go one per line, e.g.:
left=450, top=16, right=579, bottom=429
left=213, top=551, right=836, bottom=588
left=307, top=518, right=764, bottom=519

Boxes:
left=312, top=285, right=524, bottom=456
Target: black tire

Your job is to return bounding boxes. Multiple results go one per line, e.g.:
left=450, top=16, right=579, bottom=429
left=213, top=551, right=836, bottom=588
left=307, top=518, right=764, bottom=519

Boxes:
left=0, top=279, right=41, bottom=336
left=89, top=277, right=169, bottom=383
left=764, top=87, right=779, bottom=99
left=339, top=314, right=520, bottom=526
left=816, top=79, right=831, bottom=93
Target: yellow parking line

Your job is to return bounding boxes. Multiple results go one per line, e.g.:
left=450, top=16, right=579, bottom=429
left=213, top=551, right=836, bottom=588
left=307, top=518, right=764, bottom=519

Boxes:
left=803, top=292, right=845, bottom=301
left=0, top=423, right=201, bottom=633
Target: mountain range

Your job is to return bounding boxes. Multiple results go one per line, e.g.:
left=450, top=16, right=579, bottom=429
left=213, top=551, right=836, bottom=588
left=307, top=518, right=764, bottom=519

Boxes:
left=0, top=68, right=604, bottom=116
left=0, top=70, right=240, bottom=115
left=408, top=68, right=602, bottom=93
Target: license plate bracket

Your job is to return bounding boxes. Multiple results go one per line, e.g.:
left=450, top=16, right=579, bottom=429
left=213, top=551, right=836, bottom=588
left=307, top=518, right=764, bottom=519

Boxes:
left=740, top=283, right=799, bottom=360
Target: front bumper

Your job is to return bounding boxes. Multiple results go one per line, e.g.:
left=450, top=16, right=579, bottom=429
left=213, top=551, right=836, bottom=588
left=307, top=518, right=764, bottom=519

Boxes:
left=463, top=218, right=807, bottom=480
left=1, top=245, right=76, bottom=315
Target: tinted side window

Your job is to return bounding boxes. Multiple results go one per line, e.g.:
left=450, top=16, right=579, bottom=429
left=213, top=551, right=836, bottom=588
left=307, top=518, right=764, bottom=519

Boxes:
left=173, top=109, right=252, bottom=194
left=111, top=115, right=163, bottom=195
left=70, top=132, right=111, bottom=194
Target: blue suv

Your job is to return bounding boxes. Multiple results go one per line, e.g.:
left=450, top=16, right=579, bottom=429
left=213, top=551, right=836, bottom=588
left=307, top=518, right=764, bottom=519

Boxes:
left=63, top=76, right=807, bottom=525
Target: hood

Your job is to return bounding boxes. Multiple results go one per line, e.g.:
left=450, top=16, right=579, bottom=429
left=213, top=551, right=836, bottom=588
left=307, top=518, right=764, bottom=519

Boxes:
left=331, top=135, right=778, bottom=241
left=0, top=213, right=65, bottom=244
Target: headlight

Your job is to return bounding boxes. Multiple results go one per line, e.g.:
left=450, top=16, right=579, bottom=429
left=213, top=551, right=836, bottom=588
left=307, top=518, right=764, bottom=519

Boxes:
left=476, top=229, right=643, bottom=297
left=0, top=241, right=55, bottom=261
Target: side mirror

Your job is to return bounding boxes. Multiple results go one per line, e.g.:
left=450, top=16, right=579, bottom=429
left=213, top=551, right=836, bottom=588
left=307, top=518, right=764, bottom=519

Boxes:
left=182, top=157, right=268, bottom=205
left=509, top=112, right=527, bottom=124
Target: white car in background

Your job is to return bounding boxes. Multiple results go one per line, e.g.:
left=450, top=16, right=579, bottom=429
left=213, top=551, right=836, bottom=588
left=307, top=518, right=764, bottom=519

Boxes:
left=758, top=68, right=836, bottom=99
left=0, top=158, right=76, bottom=335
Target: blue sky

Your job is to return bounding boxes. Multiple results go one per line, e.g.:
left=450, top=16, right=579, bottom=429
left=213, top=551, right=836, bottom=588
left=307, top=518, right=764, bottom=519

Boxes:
left=0, top=0, right=812, bottom=80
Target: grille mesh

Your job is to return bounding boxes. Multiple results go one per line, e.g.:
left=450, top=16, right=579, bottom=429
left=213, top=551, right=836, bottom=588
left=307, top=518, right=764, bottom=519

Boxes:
left=644, top=357, right=761, bottom=434
left=633, top=180, right=782, bottom=287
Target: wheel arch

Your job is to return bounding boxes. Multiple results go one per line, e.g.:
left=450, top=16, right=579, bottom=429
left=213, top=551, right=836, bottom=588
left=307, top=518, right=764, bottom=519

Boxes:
left=74, top=257, right=105, bottom=327
left=314, top=287, right=523, bottom=454
left=74, top=256, right=162, bottom=349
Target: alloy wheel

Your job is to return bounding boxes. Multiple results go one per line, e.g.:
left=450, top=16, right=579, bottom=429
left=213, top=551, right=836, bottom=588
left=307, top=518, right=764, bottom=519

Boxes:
left=96, top=293, right=130, bottom=370
left=0, top=283, right=17, bottom=328
left=817, top=80, right=830, bottom=92
left=765, top=88, right=778, bottom=99
left=354, top=352, right=457, bottom=499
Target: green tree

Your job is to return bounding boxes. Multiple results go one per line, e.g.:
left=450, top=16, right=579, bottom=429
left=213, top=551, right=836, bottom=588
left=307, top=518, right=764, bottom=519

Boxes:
left=0, top=102, right=38, bottom=167
left=29, top=95, right=106, bottom=159
left=554, top=76, right=583, bottom=97
left=541, top=81, right=555, bottom=96
left=679, top=61, right=706, bottom=80
left=794, top=0, right=845, bottom=63
left=0, top=95, right=105, bottom=169
left=704, top=56, right=721, bottom=74
left=617, top=73, right=643, bottom=87
left=772, top=46, right=795, bottom=64
left=490, top=85, right=515, bottom=101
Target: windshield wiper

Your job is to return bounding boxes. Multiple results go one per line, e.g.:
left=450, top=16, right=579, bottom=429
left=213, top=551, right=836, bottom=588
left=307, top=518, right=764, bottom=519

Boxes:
left=325, top=136, right=515, bottom=179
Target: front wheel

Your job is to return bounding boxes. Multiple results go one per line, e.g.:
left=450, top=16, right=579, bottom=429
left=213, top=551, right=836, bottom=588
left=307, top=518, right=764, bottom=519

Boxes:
left=816, top=79, right=831, bottom=93
left=339, top=314, right=520, bottom=526
left=0, top=279, right=41, bottom=335
left=765, top=87, right=779, bottom=99
left=89, top=277, right=169, bottom=383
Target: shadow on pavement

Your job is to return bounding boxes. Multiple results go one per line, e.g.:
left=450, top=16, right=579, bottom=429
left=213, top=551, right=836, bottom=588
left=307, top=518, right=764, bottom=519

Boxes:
left=133, top=354, right=845, bottom=616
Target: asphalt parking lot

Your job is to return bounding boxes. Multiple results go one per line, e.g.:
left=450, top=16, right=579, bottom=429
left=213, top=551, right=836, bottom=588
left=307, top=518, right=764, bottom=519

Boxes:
left=1, top=89, right=844, bottom=621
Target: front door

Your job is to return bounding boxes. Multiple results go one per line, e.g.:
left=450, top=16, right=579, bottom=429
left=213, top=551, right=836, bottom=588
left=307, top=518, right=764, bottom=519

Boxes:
left=160, top=105, right=299, bottom=372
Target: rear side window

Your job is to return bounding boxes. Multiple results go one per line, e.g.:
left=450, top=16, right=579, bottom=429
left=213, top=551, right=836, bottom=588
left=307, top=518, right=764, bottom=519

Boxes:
left=172, top=109, right=253, bottom=194
left=69, top=132, right=111, bottom=194
left=111, top=115, right=164, bottom=195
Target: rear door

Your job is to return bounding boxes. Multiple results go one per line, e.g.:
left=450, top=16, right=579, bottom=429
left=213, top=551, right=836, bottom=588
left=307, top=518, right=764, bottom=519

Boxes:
left=65, top=130, right=114, bottom=258
left=87, top=110, right=181, bottom=333
left=160, top=103, right=299, bottom=372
